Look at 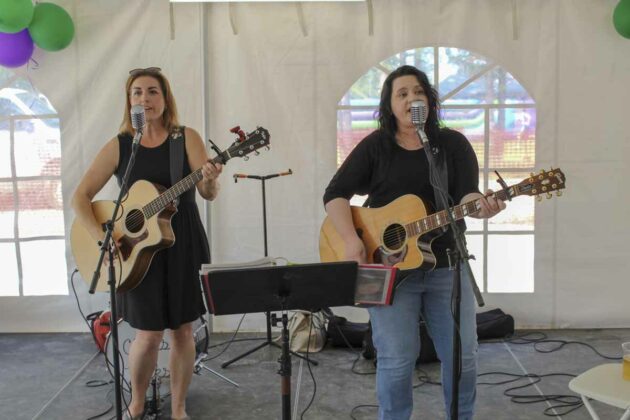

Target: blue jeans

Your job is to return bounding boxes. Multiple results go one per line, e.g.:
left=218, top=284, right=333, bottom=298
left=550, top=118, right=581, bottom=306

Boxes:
left=367, top=267, right=478, bottom=420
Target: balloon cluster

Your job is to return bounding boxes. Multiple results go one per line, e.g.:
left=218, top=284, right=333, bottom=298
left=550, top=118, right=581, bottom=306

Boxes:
left=614, top=0, right=630, bottom=39
left=0, top=0, right=75, bottom=68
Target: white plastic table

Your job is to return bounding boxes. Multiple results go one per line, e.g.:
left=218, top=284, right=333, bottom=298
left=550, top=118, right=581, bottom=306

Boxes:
left=568, top=363, right=630, bottom=420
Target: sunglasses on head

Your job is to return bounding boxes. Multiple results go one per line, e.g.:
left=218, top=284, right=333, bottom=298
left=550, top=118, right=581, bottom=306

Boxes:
left=129, top=67, right=162, bottom=76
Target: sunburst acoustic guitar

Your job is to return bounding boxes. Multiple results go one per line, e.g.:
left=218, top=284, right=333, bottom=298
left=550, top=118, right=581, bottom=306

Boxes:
left=319, top=168, right=566, bottom=270
left=71, top=127, right=270, bottom=292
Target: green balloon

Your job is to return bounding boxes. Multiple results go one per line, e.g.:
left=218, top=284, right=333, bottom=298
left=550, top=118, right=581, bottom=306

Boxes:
left=28, top=2, right=74, bottom=51
left=0, top=0, right=34, bottom=33
left=614, top=0, right=630, bottom=39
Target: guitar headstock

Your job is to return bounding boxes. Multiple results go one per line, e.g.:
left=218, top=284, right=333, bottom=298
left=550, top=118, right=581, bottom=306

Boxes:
left=220, top=127, right=270, bottom=163
left=517, top=168, right=566, bottom=201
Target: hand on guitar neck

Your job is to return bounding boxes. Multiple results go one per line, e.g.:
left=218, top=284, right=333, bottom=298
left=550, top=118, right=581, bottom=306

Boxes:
left=462, top=189, right=507, bottom=219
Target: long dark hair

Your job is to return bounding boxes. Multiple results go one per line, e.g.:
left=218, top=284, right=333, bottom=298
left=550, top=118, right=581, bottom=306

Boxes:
left=377, top=65, right=441, bottom=142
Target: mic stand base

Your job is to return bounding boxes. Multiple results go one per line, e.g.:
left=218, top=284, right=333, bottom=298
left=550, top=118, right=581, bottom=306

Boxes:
left=220, top=311, right=318, bottom=368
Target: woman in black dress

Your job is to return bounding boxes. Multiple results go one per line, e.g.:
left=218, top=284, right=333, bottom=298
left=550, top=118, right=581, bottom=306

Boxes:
left=72, top=67, right=222, bottom=420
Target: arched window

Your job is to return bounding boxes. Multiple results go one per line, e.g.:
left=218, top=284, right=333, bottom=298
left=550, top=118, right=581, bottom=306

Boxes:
left=0, top=68, right=67, bottom=296
left=336, top=47, right=536, bottom=293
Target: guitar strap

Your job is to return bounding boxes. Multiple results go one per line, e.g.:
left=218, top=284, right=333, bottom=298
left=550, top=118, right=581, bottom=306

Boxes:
left=115, top=128, right=186, bottom=193
left=169, top=126, right=185, bottom=206
left=430, top=143, right=449, bottom=212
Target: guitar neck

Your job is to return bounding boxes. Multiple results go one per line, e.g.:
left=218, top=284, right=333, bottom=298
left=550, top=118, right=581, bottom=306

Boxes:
left=407, top=187, right=517, bottom=237
left=143, top=155, right=222, bottom=218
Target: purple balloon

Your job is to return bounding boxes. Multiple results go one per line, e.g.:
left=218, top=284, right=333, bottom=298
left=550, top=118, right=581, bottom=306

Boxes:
left=0, top=29, right=34, bottom=68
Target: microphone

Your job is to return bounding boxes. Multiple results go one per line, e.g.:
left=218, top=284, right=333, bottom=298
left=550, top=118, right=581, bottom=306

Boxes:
left=410, top=100, right=429, bottom=145
left=130, top=104, right=145, bottom=146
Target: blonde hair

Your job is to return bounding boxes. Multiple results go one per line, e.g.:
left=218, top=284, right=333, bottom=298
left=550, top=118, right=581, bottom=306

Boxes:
left=120, top=69, right=179, bottom=135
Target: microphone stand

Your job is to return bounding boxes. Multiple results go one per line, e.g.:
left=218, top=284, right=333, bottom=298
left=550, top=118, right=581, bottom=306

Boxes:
left=416, top=125, right=484, bottom=420
left=88, top=131, right=143, bottom=420
left=221, top=169, right=317, bottom=368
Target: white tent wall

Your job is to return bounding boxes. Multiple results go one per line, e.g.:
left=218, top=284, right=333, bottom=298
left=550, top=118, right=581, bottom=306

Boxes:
left=205, top=0, right=630, bottom=332
left=0, top=0, right=205, bottom=332
left=0, top=0, right=628, bottom=332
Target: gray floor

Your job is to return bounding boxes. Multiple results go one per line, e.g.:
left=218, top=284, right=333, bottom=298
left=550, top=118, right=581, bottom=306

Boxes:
left=1, top=327, right=628, bottom=420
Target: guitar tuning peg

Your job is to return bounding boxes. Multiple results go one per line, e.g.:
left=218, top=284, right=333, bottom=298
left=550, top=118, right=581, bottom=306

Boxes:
left=546, top=192, right=552, bottom=199
left=254, top=151, right=260, bottom=156
left=265, top=146, right=270, bottom=150
left=536, top=195, right=542, bottom=202
left=530, top=172, right=535, bottom=177
left=244, top=156, right=249, bottom=161
left=556, top=190, right=562, bottom=197
left=540, top=169, right=545, bottom=174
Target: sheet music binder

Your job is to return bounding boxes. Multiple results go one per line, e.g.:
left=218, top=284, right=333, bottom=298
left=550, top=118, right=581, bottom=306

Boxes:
left=355, top=264, right=398, bottom=306
left=201, top=261, right=357, bottom=315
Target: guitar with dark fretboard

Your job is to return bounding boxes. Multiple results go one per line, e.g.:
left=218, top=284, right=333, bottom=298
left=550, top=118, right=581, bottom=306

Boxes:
left=71, top=127, right=270, bottom=292
left=319, top=168, right=566, bottom=270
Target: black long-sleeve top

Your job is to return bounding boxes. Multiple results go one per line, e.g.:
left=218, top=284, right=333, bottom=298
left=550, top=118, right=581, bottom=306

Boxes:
left=323, top=128, right=481, bottom=268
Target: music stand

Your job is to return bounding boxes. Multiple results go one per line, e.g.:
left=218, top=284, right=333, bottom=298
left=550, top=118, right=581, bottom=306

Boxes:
left=202, top=261, right=357, bottom=420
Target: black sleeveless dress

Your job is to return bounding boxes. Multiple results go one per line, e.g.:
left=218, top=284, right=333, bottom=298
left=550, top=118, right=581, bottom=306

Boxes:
left=115, top=127, right=208, bottom=331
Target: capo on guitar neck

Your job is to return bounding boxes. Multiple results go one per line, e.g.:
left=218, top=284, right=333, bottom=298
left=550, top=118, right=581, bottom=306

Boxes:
left=494, top=170, right=513, bottom=201
left=207, top=138, right=223, bottom=157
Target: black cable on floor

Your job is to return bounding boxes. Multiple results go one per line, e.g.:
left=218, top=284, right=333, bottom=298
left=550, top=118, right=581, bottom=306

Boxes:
left=70, top=269, right=101, bottom=350
left=478, top=371, right=583, bottom=416
left=83, top=380, right=113, bottom=420
left=320, top=310, right=374, bottom=375
left=507, top=331, right=622, bottom=360
left=203, top=313, right=248, bottom=362
left=206, top=336, right=266, bottom=351
left=349, top=404, right=379, bottom=420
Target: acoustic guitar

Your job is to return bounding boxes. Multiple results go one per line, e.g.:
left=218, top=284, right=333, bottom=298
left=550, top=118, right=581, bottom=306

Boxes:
left=319, top=168, right=566, bottom=270
left=71, top=127, right=270, bottom=292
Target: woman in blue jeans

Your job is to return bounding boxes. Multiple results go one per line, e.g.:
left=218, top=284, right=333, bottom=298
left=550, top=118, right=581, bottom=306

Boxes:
left=323, top=65, right=506, bottom=419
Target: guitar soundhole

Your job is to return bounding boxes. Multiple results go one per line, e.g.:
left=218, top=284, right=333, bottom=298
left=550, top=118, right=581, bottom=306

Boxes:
left=382, top=223, right=406, bottom=251
left=125, top=209, right=145, bottom=234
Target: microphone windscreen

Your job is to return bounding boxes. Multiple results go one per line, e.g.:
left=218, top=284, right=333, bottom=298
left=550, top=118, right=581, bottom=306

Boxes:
left=410, top=101, right=427, bottom=126
left=130, top=105, right=146, bottom=131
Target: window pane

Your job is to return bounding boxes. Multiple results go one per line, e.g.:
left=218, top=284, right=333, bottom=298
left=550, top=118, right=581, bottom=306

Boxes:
left=487, top=234, right=533, bottom=292
left=444, top=67, right=534, bottom=105
left=342, top=69, right=386, bottom=105
left=0, top=120, right=11, bottom=177
left=489, top=109, right=535, bottom=169
left=0, top=243, right=19, bottom=295
left=14, top=117, right=61, bottom=177
left=488, top=171, right=534, bottom=231
left=17, top=180, right=64, bottom=237
left=438, top=48, right=491, bottom=98
left=465, top=233, right=484, bottom=292
left=17, top=178, right=62, bottom=209
left=441, top=108, right=485, bottom=167
left=380, top=47, right=435, bottom=84
left=0, top=182, right=15, bottom=238
left=336, top=109, right=376, bottom=166
left=21, top=239, right=68, bottom=295
left=13, top=89, right=57, bottom=115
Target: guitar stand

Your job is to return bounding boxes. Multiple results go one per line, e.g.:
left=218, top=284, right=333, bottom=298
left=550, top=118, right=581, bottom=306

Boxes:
left=222, top=170, right=303, bottom=369
left=143, top=374, right=164, bottom=420
left=194, top=353, right=240, bottom=387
